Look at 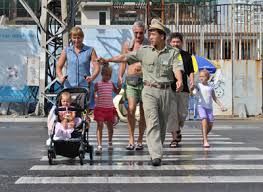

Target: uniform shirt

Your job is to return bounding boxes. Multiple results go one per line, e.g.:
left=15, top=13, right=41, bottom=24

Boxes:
left=171, top=49, right=194, bottom=93
left=125, top=45, right=184, bottom=84
left=95, top=81, right=114, bottom=108
left=196, top=83, right=214, bottom=109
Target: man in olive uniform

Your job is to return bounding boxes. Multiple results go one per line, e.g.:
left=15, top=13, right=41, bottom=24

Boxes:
left=98, top=19, right=184, bottom=166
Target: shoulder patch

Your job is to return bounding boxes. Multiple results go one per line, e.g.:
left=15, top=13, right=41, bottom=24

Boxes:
left=177, top=54, right=183, bottom=61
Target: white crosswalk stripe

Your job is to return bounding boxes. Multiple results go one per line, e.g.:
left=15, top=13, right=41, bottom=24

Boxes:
left=100, top=141, right=244, bottom=145
left=15, top=128, right=263, bottom=184
left=39, top=154, right=263, bottom=161
left=87, top=137, right=232, bottom=141
left=30, top=164, right=263, bottom=171
left=15, top=176, right=263, bottom=184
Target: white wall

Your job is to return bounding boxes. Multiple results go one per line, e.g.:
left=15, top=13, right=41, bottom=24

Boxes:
left=81, top=8, right=111, bottom=26
left=211, top=59, right=262, bottom=116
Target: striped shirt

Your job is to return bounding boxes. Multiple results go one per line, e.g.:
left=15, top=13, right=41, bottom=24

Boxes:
left=95, top=81, right=114, bottom=108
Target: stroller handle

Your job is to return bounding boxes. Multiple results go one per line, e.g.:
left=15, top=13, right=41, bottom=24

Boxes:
left=60, top=75, right=68, bottom=89
left=83, top=75, right=91, bottom=89
left=60, top=75, right=91, bottom=89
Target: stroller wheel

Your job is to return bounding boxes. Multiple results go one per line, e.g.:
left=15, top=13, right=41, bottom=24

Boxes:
left=79, top=153, right=84, bottom=165
left=89, top=145, right=94, bottom=165
left=48, top=152, right=53, bottom=165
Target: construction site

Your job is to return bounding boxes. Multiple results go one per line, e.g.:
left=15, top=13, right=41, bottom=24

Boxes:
left=0, top=0, right=262, bottom=117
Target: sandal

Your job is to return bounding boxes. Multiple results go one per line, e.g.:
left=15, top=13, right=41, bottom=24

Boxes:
left=175, top=130, right=182, bottom=143
left=126, top=144, right=135, bottom=150
left=203, top=142, right=210, bottom=148
left=170, top=140, right=178, bottom=148
left=108, top=142, right=113, bottom=151
left=95, top=145, right=102, bottom=155
left=135, top=143, right=144, bottom=150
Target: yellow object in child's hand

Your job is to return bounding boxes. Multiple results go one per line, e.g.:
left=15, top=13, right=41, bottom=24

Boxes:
left=65, top=113, right=71, bottom=121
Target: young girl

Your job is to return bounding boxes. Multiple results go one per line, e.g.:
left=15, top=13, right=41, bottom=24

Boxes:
left=54, top=92, right=81, bottom=140
left=94, top=64, right=121, bottom=154
left=194, top=69, right=227, bottom=148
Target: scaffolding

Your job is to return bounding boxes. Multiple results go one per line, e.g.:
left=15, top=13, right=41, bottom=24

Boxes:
left=165, top=3, right=262, bottom=60
left=2, top=0, right=263, bottom=116
left=16, top=0, right=81, bottom=115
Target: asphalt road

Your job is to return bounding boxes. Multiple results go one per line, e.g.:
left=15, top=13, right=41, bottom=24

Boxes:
left=1, top=120, right=263, bottom=192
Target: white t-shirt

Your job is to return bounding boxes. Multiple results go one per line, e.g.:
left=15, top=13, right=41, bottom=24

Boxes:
left=196, top=83, right=214, bottom=109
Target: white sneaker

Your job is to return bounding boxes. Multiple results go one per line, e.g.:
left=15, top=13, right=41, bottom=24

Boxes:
left=46, top=138, right=51, bottom=146
left=95, top=145, right=102, bottom=155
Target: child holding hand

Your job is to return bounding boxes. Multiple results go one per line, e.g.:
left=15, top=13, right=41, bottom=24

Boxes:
left=193, top=69, right=227, bottom=148
left=94, top=64, right=121, bottom=154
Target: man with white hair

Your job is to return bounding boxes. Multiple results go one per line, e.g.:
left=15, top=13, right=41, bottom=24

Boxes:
left=118, top=21, right=148, bottom=151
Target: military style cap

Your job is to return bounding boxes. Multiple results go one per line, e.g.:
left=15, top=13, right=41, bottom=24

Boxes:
left=149, top=18, right=170, bottom=35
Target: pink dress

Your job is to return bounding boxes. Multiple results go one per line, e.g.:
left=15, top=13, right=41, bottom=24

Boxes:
left=54, top=106, right=81, bottom=140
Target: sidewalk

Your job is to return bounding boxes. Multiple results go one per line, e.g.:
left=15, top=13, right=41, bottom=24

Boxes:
left=0, top=115, right=47, bottom=123
left=0, top=115, right=262, bottom=123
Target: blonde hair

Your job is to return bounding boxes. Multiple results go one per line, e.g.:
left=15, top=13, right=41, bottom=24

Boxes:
left=70, top=26, right=84, bottom=37
left=101, top=64, right=112, bottom=76
left=60, top=92, right=71, bottom=103
left=200, top=69, right=210, bottom=80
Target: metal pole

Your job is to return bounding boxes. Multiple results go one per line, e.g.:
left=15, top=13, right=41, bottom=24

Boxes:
left=146, top=0, right=150, bottom=27
left=161, top=0, right=165, bottom=24
left=10, top=0, right=17, bottom=20
left=200, top=6, right=204, bottom=56
left=69, top=0, right=76, bottom=27
left=260, top=11, right=262, bottom=61
left=61, top=0, right=68, bottom=79
left=261, top=8, right=263, bottom=114
left=231, top=5, right=236, bottom=60
left=175, top=3, right=179, bottom=32
left=231, top=0, right=235, bottom=116
left=61, top=0, right=68, bottom=48
left=35, top=0, right=48, bottom=116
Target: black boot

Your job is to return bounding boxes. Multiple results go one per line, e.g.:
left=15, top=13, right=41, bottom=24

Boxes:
left=151, top=158, right=161, bottom=166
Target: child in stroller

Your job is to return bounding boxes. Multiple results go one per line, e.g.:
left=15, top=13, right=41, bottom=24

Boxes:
left=54, top=91, right=82, bottom=140
left=47, top=87, right=93, bottom=165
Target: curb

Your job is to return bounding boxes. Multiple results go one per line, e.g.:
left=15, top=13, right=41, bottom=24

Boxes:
left=0, top=116, right=47, bottom=123
left=0, top=116, right=262, bottom=123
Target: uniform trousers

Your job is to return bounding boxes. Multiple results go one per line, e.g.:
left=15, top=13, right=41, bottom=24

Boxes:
left=142, top=85, right=173, bottom=159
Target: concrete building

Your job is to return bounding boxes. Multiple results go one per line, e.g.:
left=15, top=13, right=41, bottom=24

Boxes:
left=0, top=0, right=41, bottom=25
left=80, top=1, right=112, bottom=25
left=80, top=0, right=216, bottom=26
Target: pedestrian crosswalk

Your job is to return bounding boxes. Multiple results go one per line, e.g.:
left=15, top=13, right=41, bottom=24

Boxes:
left=15, top=124, right=263, bottom=184
left=15, top=176, right=263, bottom=184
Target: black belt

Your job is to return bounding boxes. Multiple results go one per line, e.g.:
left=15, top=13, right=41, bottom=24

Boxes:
left=144, top=81, right=170, bottom=89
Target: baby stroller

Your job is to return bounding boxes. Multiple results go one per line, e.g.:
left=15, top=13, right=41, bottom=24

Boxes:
left=47, top=87, right=93, bottom=165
